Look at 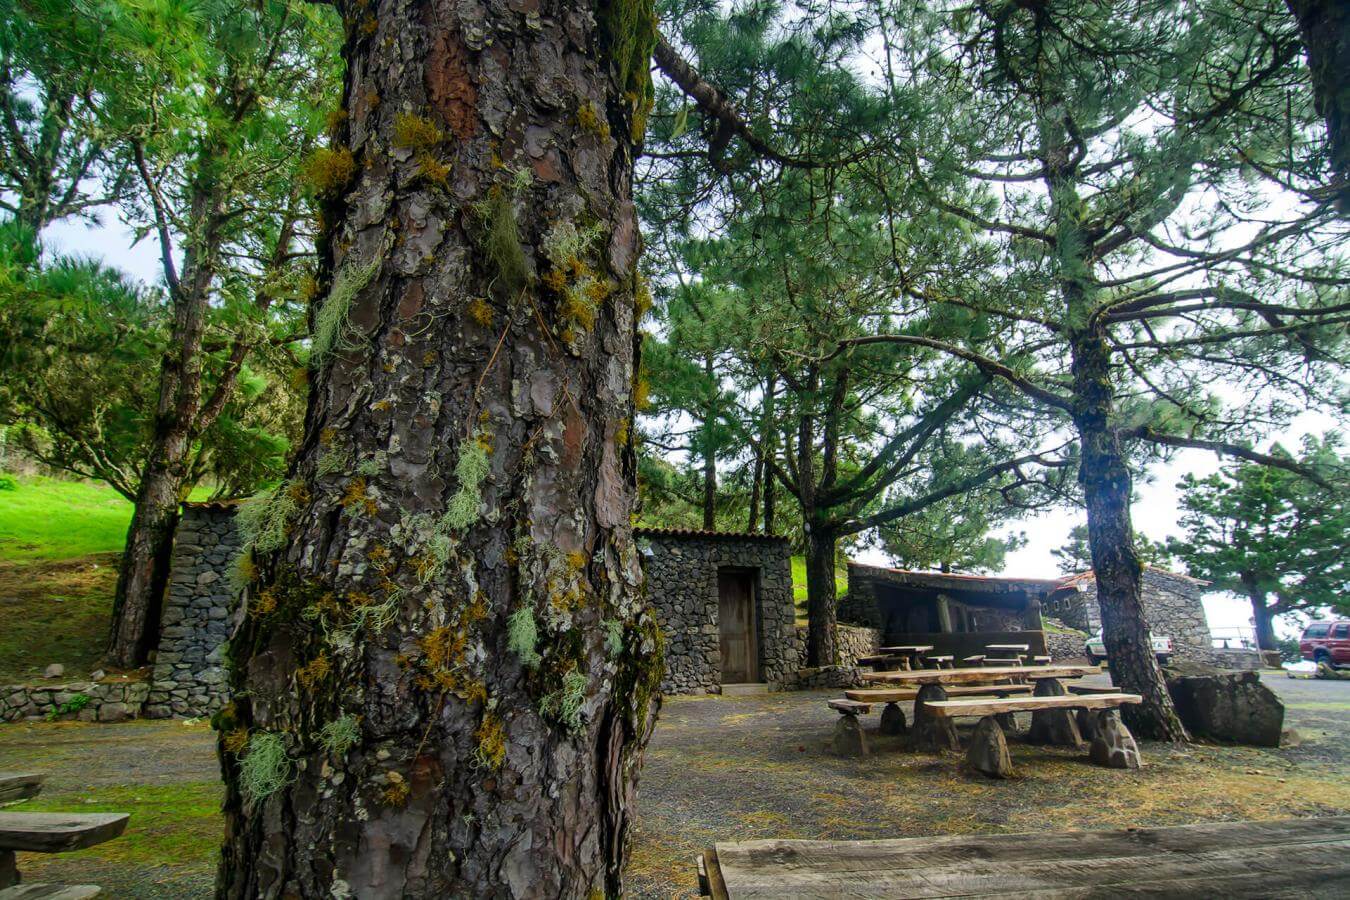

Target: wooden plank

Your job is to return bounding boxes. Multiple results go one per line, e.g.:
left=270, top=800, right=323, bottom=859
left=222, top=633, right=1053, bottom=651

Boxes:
left=0, top=813, right=129, bottom=853
left=0, top=776, right=43, bottom=805
left=923, top=694, right=1141, bottom=718
left=702, top=848, right=730, bottom=900
left=986, top=643, right=1031, bottom=651
left=710, top=818, right=1350, bottom=898
left=713, top=842, right=1350, bottom=898
left=878, top=646, right=933, bottom=654
left=1068, top=685, right=1120, bottom=695
left=843, top=684, right=1034, bottom=703
left=861, top=664, right=1099, bottom=685
left=827, top=699, right=870, bottom=714
left=0, top=886, right=101, bottom=900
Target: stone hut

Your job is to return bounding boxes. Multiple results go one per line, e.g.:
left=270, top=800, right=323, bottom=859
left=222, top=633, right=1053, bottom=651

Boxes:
left=1043, top=567, right=1213, bottom=663
left=636, top=527, right=801, bottom=694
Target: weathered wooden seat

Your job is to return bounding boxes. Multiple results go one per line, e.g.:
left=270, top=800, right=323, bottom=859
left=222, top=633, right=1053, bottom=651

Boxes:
left=982, top=657, right=1022, bottom=667
left=922, top=655, right=954, bottom=669
left=0, top=776, right=43, bottom=806
left=0, top=813, right=128, bottom=854
left=827, top=698, right=871, bottom=715
left=1067, top=684, right=1119, bottom=695
left=961, top=654, right=986, bottom=664
left=923, top=693, right=1143, bottom=777
left=843, top=683, right=1033, bottom=703
left=0, top=812, right=128, bottom=894
left=0, top=885, right=101, bottom=899
left=1030, top=655, right=1052, bottom=665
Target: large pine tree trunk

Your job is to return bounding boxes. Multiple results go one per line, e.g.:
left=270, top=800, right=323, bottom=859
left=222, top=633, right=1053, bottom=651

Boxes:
left=1071, top=332, right=1188, bottom=742
left=215, top=0, right=661, bottom=895
left=804, top=523, right=839, bottom=666
left=1242, top=575, right=1279, bottom=651
left=1286, top=0, right=1349, bottom=204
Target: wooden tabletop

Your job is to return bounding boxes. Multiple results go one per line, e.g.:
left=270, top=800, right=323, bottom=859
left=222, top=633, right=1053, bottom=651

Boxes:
left=877, top=645, right=933, bottom=654
left=985, top=643, right=1030, bottom=652
left=860, top=664, right=1100, bottom=685
left=699, top=816, right=1350, bottom=898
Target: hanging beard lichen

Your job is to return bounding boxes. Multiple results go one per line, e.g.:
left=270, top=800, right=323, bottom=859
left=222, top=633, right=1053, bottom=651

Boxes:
left=311, top=249, right=383, bottom=360
left=472, top=187, right=529, bottom=294
left=238, top=731, right=292, bottom=805
left=507, top=606, right=541, bottom=667
left=315, top=714, right=362, bottom=757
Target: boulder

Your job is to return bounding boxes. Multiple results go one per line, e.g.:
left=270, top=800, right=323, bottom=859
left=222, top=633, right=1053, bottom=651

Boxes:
left=1165, top=670, right=1283, bottom=747
left=879, top=702, right=907, bottom=736
left=43, top=663, right=65, bottom=679
left=831, top=713, right=868, bottom=757
left=1089, top=710, right=1142, bottom=769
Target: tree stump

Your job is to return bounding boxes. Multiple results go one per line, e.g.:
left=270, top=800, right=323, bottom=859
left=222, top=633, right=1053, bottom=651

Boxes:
left=1028, top=677, right=1084, bottom=748
left=833, top=713, right=869, bottom=757
left=966, top=715, right=1014, bottom=778
left=880, top=702, right=907, bottom=736
left=1089, top=710, right=1142, bottom=769
left=912, top=683, right=960, bottom=752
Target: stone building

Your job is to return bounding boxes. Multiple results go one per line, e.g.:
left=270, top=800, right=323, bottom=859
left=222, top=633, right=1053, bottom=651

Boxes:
left=1043, top=567, right=1213, bottom=663
left=837, top=563, right=1054, bottom=657
left=636, top=527, right=803, bottom=694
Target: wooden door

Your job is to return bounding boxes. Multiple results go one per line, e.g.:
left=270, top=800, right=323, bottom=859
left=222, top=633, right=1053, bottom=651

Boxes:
left=718, top=570, right=759, bottom=683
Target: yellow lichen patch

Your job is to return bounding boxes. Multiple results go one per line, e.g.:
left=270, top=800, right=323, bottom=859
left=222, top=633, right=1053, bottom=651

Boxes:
left=340, top=477, right=377, bottom=516
left=393, top=112, right=444, bottom=150
left=325, top=108, right=348, bottom=138
left=633, top=376, right=650, bottom=410
left=416, top=150, right=452, bottom=186
left=381, top=771, right=410, bottom=806
left=467, top=297, right=494, bottom=327
left=368, top=544, right=393, bottom=574
left=223, top=728, right=250, bottom=755
left=250, top=586, right=279, bottom=618
left=576, top=101, right=612, bottom=141
left=473, top=711, right=506, bottom=770
left=303, top=147, right=357, bottom=197
left=296, top=652, right=331, bottom=691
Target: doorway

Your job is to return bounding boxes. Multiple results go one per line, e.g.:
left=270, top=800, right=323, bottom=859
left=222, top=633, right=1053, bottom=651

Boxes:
left=717, top=569, right=760, bottom=683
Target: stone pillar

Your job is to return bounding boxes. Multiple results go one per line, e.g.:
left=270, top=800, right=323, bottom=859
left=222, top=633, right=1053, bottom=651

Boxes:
left=912, top=683, right=960, bottom=752
left=1027, top=677, right=1084, bottom=747
left=966, top=716, right=1014, bottom=778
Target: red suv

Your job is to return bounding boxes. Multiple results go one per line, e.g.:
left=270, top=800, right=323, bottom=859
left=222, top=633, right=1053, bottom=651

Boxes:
left=1300, top=619, right=1350, bottom=669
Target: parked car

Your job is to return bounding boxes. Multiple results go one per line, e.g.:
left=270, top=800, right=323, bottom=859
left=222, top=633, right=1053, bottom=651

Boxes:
left=1299, top=619, right=1350, bottom=669
left=1084, top=631, right=1173, bottom=666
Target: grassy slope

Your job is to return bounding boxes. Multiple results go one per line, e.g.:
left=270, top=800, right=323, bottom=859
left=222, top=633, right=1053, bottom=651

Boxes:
left=0, top=477, right=132, bottom=680
left=789, top=556, right=848, bottom=626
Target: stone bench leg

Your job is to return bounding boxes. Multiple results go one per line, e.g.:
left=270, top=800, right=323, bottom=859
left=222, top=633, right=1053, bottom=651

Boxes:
left=1089, top=709, right=1142, bottom=769
left=912, top=683, right=960, bottom=752
left=1, top=849, right=16, bottom=888
left=880, top=702, right=907, bottom=736
left=994, top=712, right=1018, bottom=733
left=1027, top=678, right=1084, bottom=748
left=1076, top=706, right=1098, bottom=741
left=966, top=715, right=1014, bottom=778
left=833, top=712, right=869, bottom=757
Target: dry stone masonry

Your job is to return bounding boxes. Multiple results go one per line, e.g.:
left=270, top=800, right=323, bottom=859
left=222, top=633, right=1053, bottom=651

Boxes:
left=0, top=679, right=150, bottom=723
left=637, top=528, right=801, bottom=694
left=143, top=503, right=243, bottom=719
left=1045, top=568, right=1214, bottom=663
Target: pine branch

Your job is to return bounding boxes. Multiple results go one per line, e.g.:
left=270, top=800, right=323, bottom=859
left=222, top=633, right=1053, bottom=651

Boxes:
left=1123, top=426, right=1336, bottom=488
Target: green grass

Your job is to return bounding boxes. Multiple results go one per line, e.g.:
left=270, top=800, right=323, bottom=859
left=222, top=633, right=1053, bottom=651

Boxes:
left=790, top=556, right=848, bottom=625
left=0, top=476, right=133, bottom=561
left=19, top=779, right=223, bottom=870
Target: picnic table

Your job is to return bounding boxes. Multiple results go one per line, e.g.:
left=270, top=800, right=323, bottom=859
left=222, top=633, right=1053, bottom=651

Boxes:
left=875, top=645, right=934, bottom=670
left=985, top=643, right=1030, bottom=653
left=859, top=664, right=1102, bottom=752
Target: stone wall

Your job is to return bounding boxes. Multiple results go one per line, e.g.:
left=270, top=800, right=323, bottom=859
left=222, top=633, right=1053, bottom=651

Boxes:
left=143, top=503, right=242, bottom=719
left=1, top=679, right=150, bottom=723
left=1050, top=569, right=1213, bottom=663
left=1043, top=619, right=1089, bottom=661
left=638, top=529, right=800, bottom=694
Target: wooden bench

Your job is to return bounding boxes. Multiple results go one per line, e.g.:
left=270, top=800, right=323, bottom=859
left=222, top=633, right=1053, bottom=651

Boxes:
left=961, top=655, right=986, bottom=665
left=982, top=657, right=1022, bottom=667
left=843, top=684, right=1033, bottom=703
left=856, top=654, right=909, bottom=672
left=0, top=812, right=129, bottom=895
left=922, top=655, right=954, bottom=669
left=1030, top=655, right=1052, bottom=665
left=0, top=777, right=43, bottom=807
left=922, top=693, right=1143, bottom=776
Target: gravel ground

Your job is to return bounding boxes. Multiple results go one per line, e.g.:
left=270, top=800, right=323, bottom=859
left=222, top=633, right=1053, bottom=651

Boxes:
left=1, top=673, right=1346, bottom=898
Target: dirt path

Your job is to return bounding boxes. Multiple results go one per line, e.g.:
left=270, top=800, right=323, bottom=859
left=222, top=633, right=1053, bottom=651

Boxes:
left=1, top=675, right=1346, bottom=898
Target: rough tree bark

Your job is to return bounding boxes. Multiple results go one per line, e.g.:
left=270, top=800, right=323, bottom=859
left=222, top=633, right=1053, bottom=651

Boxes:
left=106, top=164, right=228, bottom=669
left=1286, top=0, right=1350, bottom=206
left=1070, top=330, right=1189, bottom=742
left=215, top=0, right=662, bottom=895
left=803, top=522, right=839, bottom=666
left=701, top=352, right=717, bottom=529
left=1241, top=573, right=1280, bottom=651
